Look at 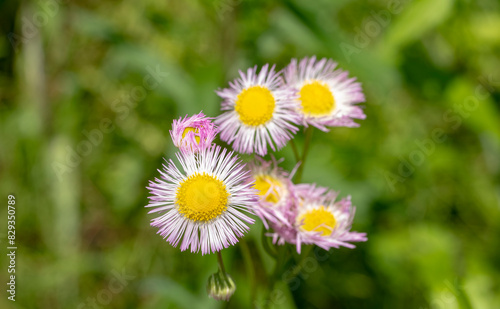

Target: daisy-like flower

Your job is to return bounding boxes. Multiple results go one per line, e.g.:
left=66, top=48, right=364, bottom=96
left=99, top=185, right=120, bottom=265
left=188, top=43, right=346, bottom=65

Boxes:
left=170, top=112, right=218, bottom=153
left=146, top=145, right=257, bottom=255
left=248, top=157, right=295, bottom=229
left=215, top=64, right=300, bottom=156
left=284, top=56, right=366, bottom=131
left=270, top=184, right=367, bottom=253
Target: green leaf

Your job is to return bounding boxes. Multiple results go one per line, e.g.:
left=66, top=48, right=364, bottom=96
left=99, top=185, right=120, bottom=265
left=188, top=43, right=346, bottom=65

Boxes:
left=383, top=0, right=454, bottom=51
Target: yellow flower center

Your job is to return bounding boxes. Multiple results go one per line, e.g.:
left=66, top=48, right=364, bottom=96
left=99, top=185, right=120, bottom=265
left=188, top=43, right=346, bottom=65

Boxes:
left=298, top=206, right=336, bottom=236
left=253, top=174, right=283, bottom=204
left=235, top=86, right=275, bottom=126
left=176, top=172, right=229, bottom=222
left=299, top=81, right=335, bottom=116
left=182, top=127, right=201, bottom=144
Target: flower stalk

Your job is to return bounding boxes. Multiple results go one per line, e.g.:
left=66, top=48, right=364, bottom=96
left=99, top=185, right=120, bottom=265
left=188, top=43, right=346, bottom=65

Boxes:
left=207, top=251, right=236, bottom=301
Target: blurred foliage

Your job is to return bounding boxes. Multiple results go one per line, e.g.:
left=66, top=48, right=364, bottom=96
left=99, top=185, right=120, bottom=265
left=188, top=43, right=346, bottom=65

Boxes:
left=1, top=0, right=500, bottom=308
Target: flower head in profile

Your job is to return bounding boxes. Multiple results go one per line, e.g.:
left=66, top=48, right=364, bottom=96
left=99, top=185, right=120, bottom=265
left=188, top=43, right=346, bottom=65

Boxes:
left=284, top=56, right=366, bottom=131
left=248, top=157, right=295, bottom=229
left=270, top=184, right=367, bottom=253
left=215, top=64, right=300, bottom=156
left=170, top=112, right=218, bottom=153
left=146, top=145, right=257, bottom=255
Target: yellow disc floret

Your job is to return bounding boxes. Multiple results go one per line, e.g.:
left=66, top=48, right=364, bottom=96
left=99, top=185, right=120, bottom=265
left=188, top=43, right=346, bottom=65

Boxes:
left=176, top=173, right=229, bottom=222
left=235, top=86, right=275, bottom=126
left=299, top=81, right=335, bottom=116
left=182, top=127, right=201, bottom=144
left=253, top=174, right=283, bottom=204
left=298, top=206, right=336, bottom=236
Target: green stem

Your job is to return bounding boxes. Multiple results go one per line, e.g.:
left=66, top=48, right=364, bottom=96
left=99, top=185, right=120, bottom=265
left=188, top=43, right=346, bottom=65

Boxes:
left=265, top=245, right=288, bottom=309
left=272, top=245, right=287, bottom=280
left=295, top=126, right=314, bottom=183
left=240, top=239, right=257, bottom=302
left=290, top=139, right=300, bottom=163
left=261, top=225, right=277, bottom=258
left=216, top=251, right=227, bottom=274
left=288, top=245, right=314, bottom=281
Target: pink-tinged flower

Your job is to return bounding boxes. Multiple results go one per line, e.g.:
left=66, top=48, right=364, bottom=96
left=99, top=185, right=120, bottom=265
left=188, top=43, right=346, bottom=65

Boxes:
left=170, top=112, right=218, bottom=154
left=270, top=184, right=367, bottom=254
left=146, top=145, right=258, bottom=255
left=248, top=157, right=295, bottom=229
left=294, top=183, right=329, bottom=200
left=284, top=56, right=366, bottom=131
left=215, top=64, right=300, bottom=156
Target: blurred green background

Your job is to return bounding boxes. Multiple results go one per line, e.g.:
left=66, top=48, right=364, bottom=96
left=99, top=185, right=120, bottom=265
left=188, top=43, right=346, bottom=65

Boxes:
left=1, top=0, right=500, bottom=308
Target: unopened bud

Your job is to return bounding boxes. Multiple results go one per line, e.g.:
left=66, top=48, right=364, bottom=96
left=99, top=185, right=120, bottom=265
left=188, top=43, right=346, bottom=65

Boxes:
left=206, top=271, right=236, bottom=301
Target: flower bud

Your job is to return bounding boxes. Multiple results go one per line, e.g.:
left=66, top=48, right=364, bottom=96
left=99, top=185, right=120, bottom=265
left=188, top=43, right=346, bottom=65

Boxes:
left=206, top=271, right=236, bottom=301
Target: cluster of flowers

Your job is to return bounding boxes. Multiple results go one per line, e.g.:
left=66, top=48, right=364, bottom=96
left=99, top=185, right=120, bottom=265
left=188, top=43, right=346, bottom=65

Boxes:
left=146, top=56, right=367, bottom=257
left=250, top=159, right=367, bottom=254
